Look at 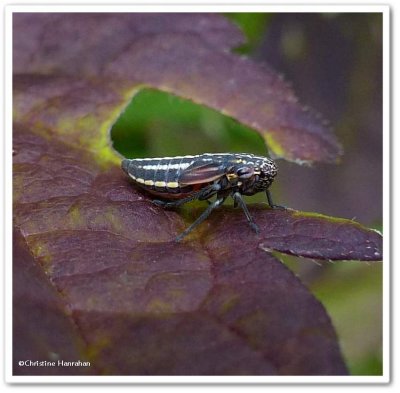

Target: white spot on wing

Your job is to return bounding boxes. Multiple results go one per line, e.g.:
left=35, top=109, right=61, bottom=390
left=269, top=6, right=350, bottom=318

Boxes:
left=167, top=182, right=179, bottom=188
left=142, top=163, right=192, bottom=171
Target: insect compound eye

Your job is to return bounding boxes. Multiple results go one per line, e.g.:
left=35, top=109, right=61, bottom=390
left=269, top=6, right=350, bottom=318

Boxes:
left=236, top=166, right=254, bottom=179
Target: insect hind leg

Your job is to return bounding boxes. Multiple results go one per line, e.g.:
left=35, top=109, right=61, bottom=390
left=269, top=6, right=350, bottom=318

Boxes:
left=153, top=183, right=221, bottom=209
left=175, top=196, right=226, bottom=242
left=152, top=199, right=181, bottom=208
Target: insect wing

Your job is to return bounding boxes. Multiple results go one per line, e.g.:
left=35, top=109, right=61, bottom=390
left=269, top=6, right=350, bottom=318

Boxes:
left=179, top=161, right=226, bottom=185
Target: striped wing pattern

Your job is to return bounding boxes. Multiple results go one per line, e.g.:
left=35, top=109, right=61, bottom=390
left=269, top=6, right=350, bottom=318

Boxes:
left=122, top=154, right=229, bottom=196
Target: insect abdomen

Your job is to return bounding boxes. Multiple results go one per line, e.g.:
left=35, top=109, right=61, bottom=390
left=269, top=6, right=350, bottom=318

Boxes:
left=122, top=157, right=200, bottom=197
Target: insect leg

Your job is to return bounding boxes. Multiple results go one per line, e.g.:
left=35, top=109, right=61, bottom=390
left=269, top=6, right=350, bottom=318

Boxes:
left=232, top=192, right=259, bottom=234
left=175, top=197, right=226, bottom=242
left=152, top=199, right=182, bottom=208
left=266, top=189, right=286, bottom=209
left=153, top=183, right=221, bottom=208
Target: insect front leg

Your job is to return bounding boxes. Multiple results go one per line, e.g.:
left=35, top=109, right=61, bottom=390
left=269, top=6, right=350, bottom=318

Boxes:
left=175, top=196, right=226, bottom=242
left=153, top=183, right=221, bottom=208
left=232, top=192, right=259, bottom=234
left=266, top=189, right=286, bottom=209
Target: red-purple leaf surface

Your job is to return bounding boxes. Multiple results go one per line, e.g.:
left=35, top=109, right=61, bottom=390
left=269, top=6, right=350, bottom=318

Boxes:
left=203, top=206, right=382, bottom=261
left=13, top=230, right=93, bottom=375
left=13, top=126, right=381, bottom=375
left=13, top=13, right=342, bottom=163
left=12, top=13, right=382, bottom=376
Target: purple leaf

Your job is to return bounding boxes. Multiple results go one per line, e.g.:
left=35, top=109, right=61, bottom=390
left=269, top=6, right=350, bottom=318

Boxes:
left=13, top=13, right=342, bottom=163
left=12, top=13, right=382, bottom=375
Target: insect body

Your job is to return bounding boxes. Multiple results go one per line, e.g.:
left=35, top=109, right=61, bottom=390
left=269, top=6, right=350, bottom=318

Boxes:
left=121, top=153, right=279, bottom=241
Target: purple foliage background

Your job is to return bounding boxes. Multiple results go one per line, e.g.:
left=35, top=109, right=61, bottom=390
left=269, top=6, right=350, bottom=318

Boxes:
left=257, top=13, right=382, bottom=226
